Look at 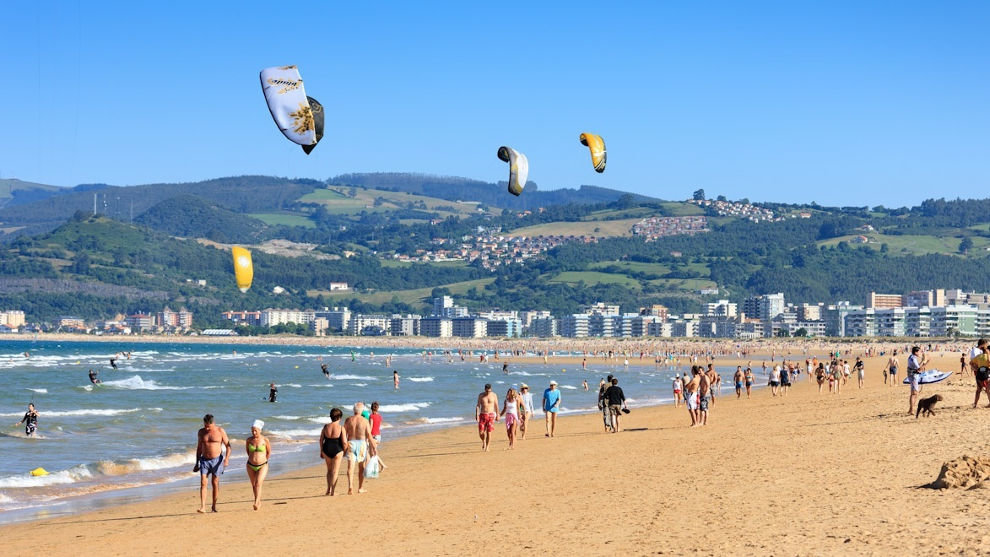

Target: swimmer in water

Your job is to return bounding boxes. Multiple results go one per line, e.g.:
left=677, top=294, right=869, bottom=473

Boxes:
left=393, top=370, right=399, bottom=390
left=88, top=369, right=101, bottom=384
left=321, top=363, right=330, bottom=379
left=503, top=363, right=509, bottom=375
left=109, top=357, right=118, bottom=370
left=268, top=383, right=278, bottom=403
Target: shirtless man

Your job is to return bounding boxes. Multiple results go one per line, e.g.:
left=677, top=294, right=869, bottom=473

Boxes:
left=734, top=366, right=744, bottom=399
left=706, top=364, right=718, bottom=407
left=475, top=384, right=499, bottom=451
left=698, top=368, right=712, bottom=426
left=886, top=351, right=899, bottom=388
left=194, top=414, right=231, bottom=513
left=343, top=402, right=375, bottom=494
left=684, top=367, right=701, bottom=427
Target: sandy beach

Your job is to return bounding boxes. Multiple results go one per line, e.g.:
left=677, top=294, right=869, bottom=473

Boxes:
left=3, top=350, right=989, bottom=555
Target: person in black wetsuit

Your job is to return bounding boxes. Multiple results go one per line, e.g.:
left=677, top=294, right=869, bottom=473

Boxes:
left=109, top=357, right=118, bottom=370
left=88, top=369, right=101, bottom=384
left=15, top=403, right=38, bottom=436
left=321, top=363, right=330, bottom=379
left=268, top=383, right=278, bottom=403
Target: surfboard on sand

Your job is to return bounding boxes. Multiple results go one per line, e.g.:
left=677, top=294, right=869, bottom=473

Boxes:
left=903, top=370, right=953, bottom=385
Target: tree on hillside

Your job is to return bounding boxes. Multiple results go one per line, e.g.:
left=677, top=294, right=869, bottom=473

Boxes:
left=959, top=237, right=974, bottom=254
left=693, top=189, right=706, bottom=201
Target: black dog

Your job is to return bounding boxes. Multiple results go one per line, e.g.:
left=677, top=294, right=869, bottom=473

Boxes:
left=916, top=394, right=943, bottom=418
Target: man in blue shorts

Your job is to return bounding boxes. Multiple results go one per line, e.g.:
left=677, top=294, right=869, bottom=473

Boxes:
left=194, top=414, right=230, bottom=513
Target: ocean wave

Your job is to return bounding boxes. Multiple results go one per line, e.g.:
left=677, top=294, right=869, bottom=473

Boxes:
left=273, top=415, right=305, bottom=421
left=407, top=377, right=434, bottom=382
left=269, top=427, right=322, bottom=438
left=0, top=408, right=144, bottom=418
left=100, top=375, right=191, bottom=390
left=377, top=402, right=431, bottom=413
left=26, top=388, right=47, bottom=394
left=419, top=416, right=464, bottom=424
left=560, top=385, right=578, bottom=390
left=352, top=383, right=368, bottom=387
left=0, top=452, right=194, bottom=489
left=329, top=374, right=376, bottom=381
left=282, top=384, right=302, bottom=388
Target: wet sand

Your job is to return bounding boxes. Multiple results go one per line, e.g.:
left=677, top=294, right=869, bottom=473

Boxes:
left=3, top=352, right=986, bottom=556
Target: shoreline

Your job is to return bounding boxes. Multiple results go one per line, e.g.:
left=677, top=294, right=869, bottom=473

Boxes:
left=3, top=351, right=986, bottom=555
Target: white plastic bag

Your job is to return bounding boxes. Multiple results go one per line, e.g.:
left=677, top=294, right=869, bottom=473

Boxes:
left=364, top=455, right=380, bottom=479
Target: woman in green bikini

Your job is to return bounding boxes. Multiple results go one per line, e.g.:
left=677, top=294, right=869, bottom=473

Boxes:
left=246, top=419, right=271, bottom=510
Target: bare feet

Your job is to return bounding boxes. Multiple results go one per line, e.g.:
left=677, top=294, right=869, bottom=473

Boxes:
left=253, top=503, right=259, bottom=511
left=358, top=488, right=367, bottom=494
left=197, top=508, right=206, bottom=513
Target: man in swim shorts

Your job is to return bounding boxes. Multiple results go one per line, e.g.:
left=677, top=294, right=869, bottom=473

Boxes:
left=344, top=402, right=375, bottom=494
left=194, top=413, right=230, bottom=513
left=684, top=367, right=701, bottom=427
left=734, top=366, right=744, bottom=399
left=476, top=384, right=499, bottom=451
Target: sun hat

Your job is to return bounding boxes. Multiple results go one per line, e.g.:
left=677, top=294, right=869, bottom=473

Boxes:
left=252, top=419, right=264, bottom=430
left=520, top=383, right=529, bottom=389
left=549, top=380, right=558, bottom=386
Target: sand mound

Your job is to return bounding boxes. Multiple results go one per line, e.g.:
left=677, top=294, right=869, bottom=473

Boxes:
left=931, top=455, right=990, bottom=489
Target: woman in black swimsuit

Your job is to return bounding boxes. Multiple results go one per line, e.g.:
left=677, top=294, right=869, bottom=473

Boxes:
left=320, top=407, right=348, bottom=496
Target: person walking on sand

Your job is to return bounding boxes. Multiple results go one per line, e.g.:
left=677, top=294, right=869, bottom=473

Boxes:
left=519, top=384, right=535, bottom=440
left=598, top=375, right=614, bottom=432
left=476, top=384, right=499, bottom=451
left=744, top=367, right=754, bottom=398
left=887, top=351, right=899, bottom=387
left=907, top=346, right=928, bottom=415
left=855, top=357, right=865, bottom=389
left=246, top=419, right=270, bottom=510
left=500, top=388, right=521, bottom=449
left=672, top=374, right=683, bottom=408
left=344, top=403, right=375, bottom=494
left=970, top=343, right=990, bottom=409
left=734, top=366, right=744, bottom=399
left=684, top=367, right=701, bottom=427
left=320, top=408, right=347, bottom=496
left=543, top=380, right=561, bottom=437
left=698, top=368, right=711, bottom=426
left=604, top=378, right=627, bottom=433
left=194, top=414, right=230, bottom=513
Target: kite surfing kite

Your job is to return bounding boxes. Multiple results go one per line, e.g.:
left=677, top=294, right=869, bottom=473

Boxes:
left=260, top=65, right=324, bottom=154
left=497, top=146, right=529, bottom=196
left=579, top=133, right=606, bottom=173
left=232, top=246, right=253, bottom=293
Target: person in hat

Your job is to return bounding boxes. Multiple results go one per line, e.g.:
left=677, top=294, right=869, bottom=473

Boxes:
left=543, top=380, right=561, bottom=437
left=245, top=419, right=270, bottom=510
left=518, top=384, right=535, bottom=440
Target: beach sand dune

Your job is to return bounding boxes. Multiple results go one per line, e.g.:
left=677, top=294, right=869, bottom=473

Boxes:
left=4, top=353, right=989, bottom=556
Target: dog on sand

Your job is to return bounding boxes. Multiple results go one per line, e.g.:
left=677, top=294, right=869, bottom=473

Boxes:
left=916, top=394, right=943, bottom=418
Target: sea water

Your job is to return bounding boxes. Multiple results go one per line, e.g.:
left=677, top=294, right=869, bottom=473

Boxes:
left=0, top=340, right=734, bottom=523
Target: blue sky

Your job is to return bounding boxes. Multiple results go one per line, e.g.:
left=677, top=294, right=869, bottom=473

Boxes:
left=2, top=1, right=988, bottom=206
